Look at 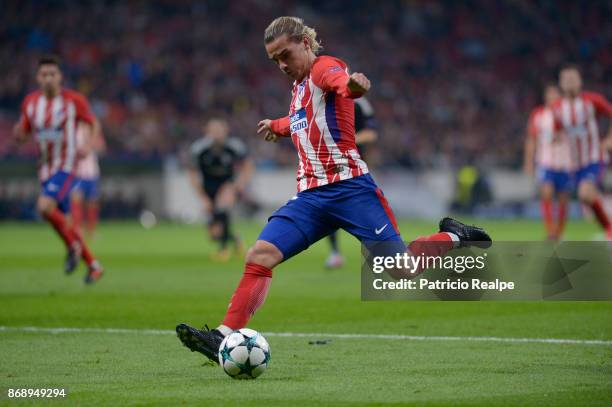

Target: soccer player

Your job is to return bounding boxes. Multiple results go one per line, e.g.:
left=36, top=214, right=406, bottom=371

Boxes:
left=13, top=56, right=104, bottom=283
left=71, top=118, right=105, bottom=241
left=551, top=65, right=612, bottom=238
left=176, top=17, right=491, bottom=363
left=188, top=117, right=253, bottom=260
left=325, top=96, right=379, bottom=269
left=523, top=85, right=572, bottom=240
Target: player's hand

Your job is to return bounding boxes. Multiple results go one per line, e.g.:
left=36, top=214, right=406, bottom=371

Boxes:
left=347, top=73, right=370, bottom=95
left=523, top=161, right=534, bottom=177
left=13, top=122, right=28, bottom=144
left=257, top=119, right=278, bottom=143
left=76, top=146, right=91, bottom=159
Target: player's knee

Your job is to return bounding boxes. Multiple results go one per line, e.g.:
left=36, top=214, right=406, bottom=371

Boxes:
left=37, top=197, right=55, bottom=216
left=540, top=184, right=554, bottom=200
left=245, top=240, right=283, bottom=269
left=577, top=182, right=596, bottom=204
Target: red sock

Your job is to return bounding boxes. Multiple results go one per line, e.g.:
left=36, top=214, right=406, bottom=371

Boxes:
left=86, top=202, right=99, bottom=234
left=591, top=198, right=611, bottom=230
left=71, top=226, right=96, bottom=266
left=406, top=232, right=455, bottom=275
left=541, top=199, right=555, bottom=238
left=44, top=208, right=76, bottom=249
left=222, top=263, right=272, bottom=330
left=555, top=200, right=567, bottom=238
left=71, top=199, right=83, bottom=234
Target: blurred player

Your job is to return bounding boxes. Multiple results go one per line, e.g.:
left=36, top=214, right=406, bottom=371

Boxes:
left=176, top=17, right=491, bottom=364
left=188, top=117, right=254, bottom=261
left=71, top=118, right=105, bottom=241
left=325, top=96, right=379, bottom=268
left=13, top=56, right=104, bottom=283
left=551, top=65, right=612, bottom=238
left=523, top=85, right=572, bottom=240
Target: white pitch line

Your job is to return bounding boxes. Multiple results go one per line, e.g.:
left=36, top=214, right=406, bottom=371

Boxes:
left=0, top=326, right=610, bottom=346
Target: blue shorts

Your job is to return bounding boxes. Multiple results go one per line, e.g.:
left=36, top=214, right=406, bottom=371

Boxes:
left=575, top=163, right=604, bottom=187
left=258, top=174, right=406, bottom=261
left=74, top=178, right=100, bottom=201
left=41, top=171, right=77, bottom=213
left=537, top=168, right=571, bottom=192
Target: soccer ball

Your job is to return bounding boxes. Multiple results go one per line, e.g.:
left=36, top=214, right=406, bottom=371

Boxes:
left=218, top=328, right=271, bottom=379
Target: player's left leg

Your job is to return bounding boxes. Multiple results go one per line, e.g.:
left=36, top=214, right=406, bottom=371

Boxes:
left=576, top=164, right=612, bottom=238
left=215, top=182, right=237, bottom=248
left=552, top=171, right=572, bottom=240
left=327, top=174, right=490, bottom=278
left=324, top=232, right=345, bottom=269
left=70, top=181, right=84, bottom=235
left=83, top=178, right=100, bottom=240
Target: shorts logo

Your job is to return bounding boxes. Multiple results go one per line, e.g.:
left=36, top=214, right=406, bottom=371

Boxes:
left=375, top=224, right=388, bottom=235
left=47, top=183, right=59, bottom=192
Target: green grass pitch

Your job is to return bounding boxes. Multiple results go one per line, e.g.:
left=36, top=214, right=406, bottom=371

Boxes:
left=0, top=219, right=611, bottom=406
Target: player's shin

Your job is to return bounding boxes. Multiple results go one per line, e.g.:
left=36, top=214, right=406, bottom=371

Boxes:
left=541, top=198, right=555, bottom=238
left=590, top=198, right=611, bottom=231
left=43, top=208, right=76, bottom=249
left=86, top=201, right=99, bottom=235
left=221, top=263, right=272, bottom=330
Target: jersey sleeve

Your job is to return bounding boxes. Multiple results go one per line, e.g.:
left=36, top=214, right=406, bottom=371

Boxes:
left=72, top=93, right=95, bottom=124
left=311, top=56, right=363, bottom=99
left=584, top=92, right=612, bottom=116
left=270, top=116, right=290, bottom=137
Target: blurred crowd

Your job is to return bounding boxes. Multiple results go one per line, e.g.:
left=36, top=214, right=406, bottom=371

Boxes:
left=0, top=0, right=610, bottom=169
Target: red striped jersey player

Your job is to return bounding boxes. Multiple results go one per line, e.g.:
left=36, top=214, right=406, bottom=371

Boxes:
left=524, top=85, right=572, bottom=240
left=13, top=56, right=104, bottom=283
left=175, top=16, right=492, bottom=364
left=551, top=65, right=612, bottom=239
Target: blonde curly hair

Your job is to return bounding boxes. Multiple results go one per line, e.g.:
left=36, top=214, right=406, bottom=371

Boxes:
left=264, top=16, right=322, bottom=54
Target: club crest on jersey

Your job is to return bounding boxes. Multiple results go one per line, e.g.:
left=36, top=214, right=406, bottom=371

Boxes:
left=290, top=108, right=308, bottom=134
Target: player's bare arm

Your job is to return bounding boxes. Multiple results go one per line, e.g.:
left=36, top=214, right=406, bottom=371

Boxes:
left=234, top=158, right=255, bottom=194
left=13, top=119, right=30, bottom=144
left=187, top=167, right=213, bottom=214
left=257, top=119, right=279, bottom=142
left=523, top=136, right=535, bottom=176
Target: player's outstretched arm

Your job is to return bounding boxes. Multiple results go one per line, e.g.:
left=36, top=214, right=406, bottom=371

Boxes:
left=257, top=116, right=290, bottom=142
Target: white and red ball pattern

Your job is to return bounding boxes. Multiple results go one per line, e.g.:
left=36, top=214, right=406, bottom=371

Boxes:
left=218, top=328, right=270, bottom=379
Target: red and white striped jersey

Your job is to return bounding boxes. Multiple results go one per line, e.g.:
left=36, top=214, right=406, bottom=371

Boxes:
left=269, top=55, right=368, bottom=192
left=528, top=106, right=573, bottom=171
left=75, top=123, right=100, bottom=180
left=551, top=92, right=612, bottom=168
left=20, top=89, right=94, bottom=181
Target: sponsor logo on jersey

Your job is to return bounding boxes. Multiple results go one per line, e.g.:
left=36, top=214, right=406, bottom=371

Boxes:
left=290, top=108, right=308, bottom=134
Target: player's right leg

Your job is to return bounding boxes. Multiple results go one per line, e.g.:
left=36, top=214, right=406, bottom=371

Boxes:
left=539, top=181, right=556, bottom=240
left=574, top=163, right=611, bottom=238
left=177, top=193, right=333, bottom=363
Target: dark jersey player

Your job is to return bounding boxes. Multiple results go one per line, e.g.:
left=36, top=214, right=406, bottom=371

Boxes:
left=325, top=96, right=379, bottom=268
left=176, top=17, right=491, bottom=364
left=188, top=117, right=254, bottom=260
